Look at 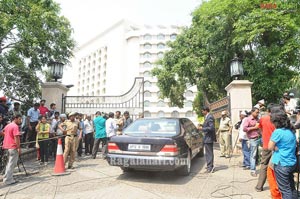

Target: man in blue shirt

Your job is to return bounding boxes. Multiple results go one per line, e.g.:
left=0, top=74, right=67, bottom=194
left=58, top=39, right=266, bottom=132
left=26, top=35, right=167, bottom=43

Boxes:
left=92, top=111, right=106, bottom=159
left=26, top=103, right=40, bottom=148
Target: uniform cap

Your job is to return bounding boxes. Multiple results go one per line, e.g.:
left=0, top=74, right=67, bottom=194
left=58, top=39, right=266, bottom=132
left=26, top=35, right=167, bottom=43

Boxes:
left=240, top=111, right=247, bottom=116
left=254, top=104, right=260, bottom=109
left=221, top=111, right=227, bottom=115
left=60, top=114, right=67, bottom=118
left=68, top=112, right=77, bottom=117
left=258, top=99, right=265, bottom=105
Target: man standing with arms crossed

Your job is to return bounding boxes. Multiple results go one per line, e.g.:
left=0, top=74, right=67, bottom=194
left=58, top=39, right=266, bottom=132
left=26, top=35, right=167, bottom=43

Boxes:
left=217, top=111, right=233, bottom=158
left=2, top=114, right=22, bottom=185
left=198, top=106, right=216, bottom=173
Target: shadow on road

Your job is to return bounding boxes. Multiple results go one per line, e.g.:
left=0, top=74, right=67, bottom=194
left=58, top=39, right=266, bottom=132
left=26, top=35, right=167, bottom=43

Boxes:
left=116, top=156, right=206, bottom=185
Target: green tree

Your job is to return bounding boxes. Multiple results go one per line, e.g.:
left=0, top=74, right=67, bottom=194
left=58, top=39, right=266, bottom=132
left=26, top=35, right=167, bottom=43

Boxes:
left=0, top=0, right=75, bottom=104
left=152, top=0, right=300, bottom=108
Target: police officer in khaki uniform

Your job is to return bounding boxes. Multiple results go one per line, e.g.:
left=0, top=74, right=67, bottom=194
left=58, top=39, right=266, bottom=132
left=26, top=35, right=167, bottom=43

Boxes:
left=217, top=111, right=233, bottom=158
left=58, top=112, right=82, bottom=169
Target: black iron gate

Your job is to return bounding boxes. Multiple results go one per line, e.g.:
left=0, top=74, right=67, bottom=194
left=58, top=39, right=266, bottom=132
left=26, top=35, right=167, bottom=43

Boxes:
left=62, top=77, right=144, bottom=119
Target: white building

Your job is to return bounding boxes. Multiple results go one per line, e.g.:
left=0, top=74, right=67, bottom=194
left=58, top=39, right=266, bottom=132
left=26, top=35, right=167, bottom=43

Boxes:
left=69, top=19, right=198, bottom=121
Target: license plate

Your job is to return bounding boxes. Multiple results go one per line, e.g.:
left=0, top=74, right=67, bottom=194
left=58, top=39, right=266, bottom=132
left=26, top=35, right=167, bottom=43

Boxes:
left=128, top=144, right=151, bottom=151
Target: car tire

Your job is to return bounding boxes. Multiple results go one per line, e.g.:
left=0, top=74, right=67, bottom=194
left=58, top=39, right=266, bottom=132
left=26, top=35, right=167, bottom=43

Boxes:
left=121, top=167, right=134, bottom=172
left=177, top=150, right=191, bottom=176
left=197, top=147, right=204, bottom=158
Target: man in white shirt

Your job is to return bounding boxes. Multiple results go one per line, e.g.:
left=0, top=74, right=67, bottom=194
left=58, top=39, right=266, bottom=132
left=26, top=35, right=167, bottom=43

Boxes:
left=84, top=115, right=94, bottom=155
left=106, top=112, right=117, bottom=138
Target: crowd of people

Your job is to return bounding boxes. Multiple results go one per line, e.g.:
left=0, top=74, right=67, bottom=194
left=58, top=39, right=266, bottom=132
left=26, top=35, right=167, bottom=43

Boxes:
left=1, top=92, right=300, bottom=199
left=0, top=97, right=136, bottom=185
left=197, top=92, right=299, bottom=199
left=236, top=93, right=299, bottom=199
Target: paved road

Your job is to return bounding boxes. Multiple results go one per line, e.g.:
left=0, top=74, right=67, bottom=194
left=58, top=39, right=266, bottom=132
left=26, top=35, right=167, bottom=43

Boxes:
left=0, top=149, right=273, bottom=199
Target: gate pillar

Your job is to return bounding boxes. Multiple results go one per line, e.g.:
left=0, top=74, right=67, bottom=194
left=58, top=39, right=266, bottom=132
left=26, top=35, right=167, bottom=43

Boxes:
left=41, top=82, right=69, bottom=114
left=225, top=80, right=253, bottom=126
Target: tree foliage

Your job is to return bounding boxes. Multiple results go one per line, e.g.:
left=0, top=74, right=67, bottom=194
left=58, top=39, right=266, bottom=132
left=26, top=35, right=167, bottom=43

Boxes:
left=0, top=0, right=75, bottom=104
left=152, top=0, right=300, bottom=108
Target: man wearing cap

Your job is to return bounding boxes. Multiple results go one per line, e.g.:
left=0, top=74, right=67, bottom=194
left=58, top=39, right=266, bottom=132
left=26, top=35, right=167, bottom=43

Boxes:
left=59, top=112, right=81, bottom=169
left=26, top=103, right=40, bottom=148
left=217, top=111, right=232, bottom=158
left=39, top=100, right=50, bottom=117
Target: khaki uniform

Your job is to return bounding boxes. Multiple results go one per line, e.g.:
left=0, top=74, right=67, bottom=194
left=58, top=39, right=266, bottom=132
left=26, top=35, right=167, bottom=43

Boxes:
left=218, top=117, right=232, bottom=157
left=62, top=120, right=80, bottom=167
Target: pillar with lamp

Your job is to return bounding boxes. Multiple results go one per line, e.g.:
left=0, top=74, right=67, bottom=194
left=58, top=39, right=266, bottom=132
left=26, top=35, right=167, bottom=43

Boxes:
left=49, top=61, right=64, bottom=82
left=230, top=54, right=244, bottom=80
left=42, top=61, right=69, bottom=114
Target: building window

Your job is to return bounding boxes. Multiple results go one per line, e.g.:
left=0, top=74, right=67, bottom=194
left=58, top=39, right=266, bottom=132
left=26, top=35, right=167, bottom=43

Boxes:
left=102, top=88, right=106, bottom=94
left=144, top=91, right=151, bottom=97
left=97, top=90, right=100, bottom=95
left=143, top=71, right=151, bottom=77
left=144, top=81, right=152, bottom=87
left=171, top=111, right=179, bottom=117
left=185, top=111, right=193, bottom=117
left=157, top=111, right=164, bottom=117
left=170, top=34, right=177, bottom=40
left=157, top=34, right=165, bottom=40
left=157, top=52, right=164, bottom=59
left=185, top=100, right=193, bottom=107
left=144, top=43, right=152, bottom=49
left=157, top=100, right=165, bottom=107
left=144, top=100, right=150, bottom=107
left=143, top=52, right=151, bottom=58
left=157, top=43, right=165, bottom=49
left=143, top=34, right=152, bottom=40
left=185, top=90, right=193, bottom=97
left=144, top=111, right=151, bottom=117
left=143, top=62, right=152, bottom=68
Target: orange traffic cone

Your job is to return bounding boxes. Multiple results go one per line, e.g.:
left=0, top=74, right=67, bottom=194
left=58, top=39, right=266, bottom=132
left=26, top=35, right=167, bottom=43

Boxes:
left=52, top=138, right=69, bottom=176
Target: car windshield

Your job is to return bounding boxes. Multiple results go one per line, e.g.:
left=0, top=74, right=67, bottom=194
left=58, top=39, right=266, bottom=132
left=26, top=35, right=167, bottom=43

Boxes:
left=123, top=118, right=179, bottom=137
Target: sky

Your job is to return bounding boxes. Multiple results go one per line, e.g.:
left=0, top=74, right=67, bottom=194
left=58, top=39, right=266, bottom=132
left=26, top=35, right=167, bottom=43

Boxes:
left=55, top=0, right=202, bottom=85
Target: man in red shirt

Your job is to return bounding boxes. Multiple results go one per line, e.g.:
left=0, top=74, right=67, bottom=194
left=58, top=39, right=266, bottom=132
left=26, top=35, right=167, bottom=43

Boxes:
left=39, top=99, right=49, bottom=117
left=255, top=103, right=276, bottom=192
left=2, top=114, right=22, bottom=185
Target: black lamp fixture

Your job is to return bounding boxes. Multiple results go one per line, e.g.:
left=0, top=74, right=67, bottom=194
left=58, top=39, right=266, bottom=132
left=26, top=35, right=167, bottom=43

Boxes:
left=230, top=54, right=244, bottom=80
left=49, top=61, right=64, bottom=82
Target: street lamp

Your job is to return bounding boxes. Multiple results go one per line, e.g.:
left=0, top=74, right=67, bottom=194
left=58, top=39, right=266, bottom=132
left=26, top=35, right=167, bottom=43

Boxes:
left=230, top=54, right=243, bottom=80
left=49, top=61, right=64, bottom=82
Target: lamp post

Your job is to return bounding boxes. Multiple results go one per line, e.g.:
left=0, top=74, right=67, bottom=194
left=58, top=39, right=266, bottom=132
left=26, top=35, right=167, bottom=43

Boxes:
left=230, top=54, right=244, bottom=80
left=49, top=61, right=64, bottom=82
